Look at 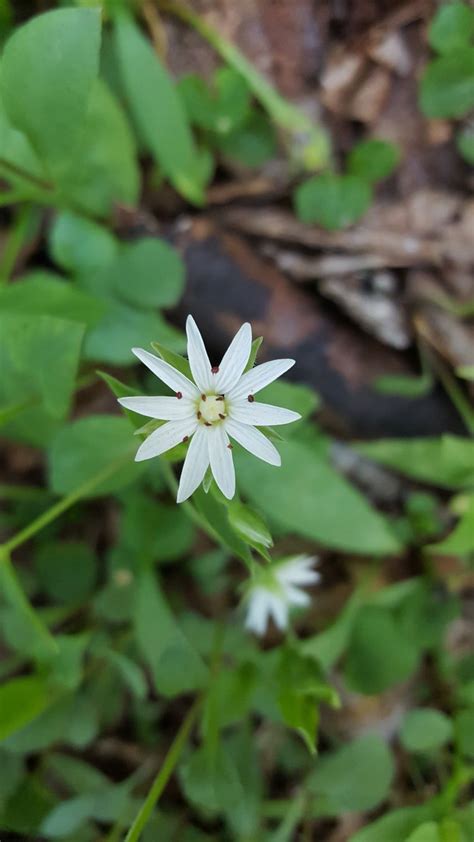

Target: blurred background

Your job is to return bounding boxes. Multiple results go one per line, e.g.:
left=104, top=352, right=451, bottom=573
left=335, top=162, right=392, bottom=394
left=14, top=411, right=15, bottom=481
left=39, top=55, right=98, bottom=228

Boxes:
left=0, top=1, right=473, bottom=841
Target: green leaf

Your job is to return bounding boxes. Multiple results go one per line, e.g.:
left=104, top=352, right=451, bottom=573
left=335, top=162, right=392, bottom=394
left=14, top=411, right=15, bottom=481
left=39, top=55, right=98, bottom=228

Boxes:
left=405, top=823, right=442, bottom=842
left=0, top=313, right=84, bottom=445
left=400, top=708, right=453, bottom=753
left=134, top=569, right=208, bottom=697
left=228, top=502, right=273, bottom=551
left=0, top=751, right=23, bottom=810
left=49, top=211, right=118, bottom=276
left=47, top=415, right=144, bottom=497
left=344, top=606, right=419, bottom=694
left=179, top=68, right=250, bottom=135
left=113, top=238, right=185, bottom=309
left=277, top=648, right=336, bottom=753
left=356, top=435, right=474, bottom=490
left=308, top=734, right=394, bottom=814
left=0, top=8, right=101, bottom=177
left=428, top=493, right=474, bottom=556
left=35, top=541, right=97, bottom=604
left=420, top=48, right=474, bottom=118
left=151, top=341, right=193, bottom=379
left=119, top=490, right=194, bottom=564
left=351, top=806, right=435, bottom=842
left=301, top=589, right=364, bottom=670
left=294, top=174, right=372, bottom=230
left=0, top=775, right=56, bottom=836
left=236, top=439, right=400, bottom=554
left=58, top=79, right=139, bottom=216
left=457, top=365, right=474, bottom=380
left=244, top=336, right=263, bottom=372
left=259, top=380, right=320, bottom=421
left=373, top=371, right=433, bottom=398
left=217, top=111, right=277, bottom=168
left=457, top=125, right=474, bottom=165
left=455, top=707, right=474, bottom=757
left=193, top=486, right=253, bottom=565
left=114, top=12, right=204, bottom=204
left=0, top=676, right=52, bottom=741
left=347, top=139, right=400, bottom=183
left=428, top=2, right=474, bottom=54
left=179, top=743, right=244, bottom=815
left=0, top=271, right=104, bottom=327
left=83, top=299, right=185, bottom=365
left=103, top=650, right=147, bottom=700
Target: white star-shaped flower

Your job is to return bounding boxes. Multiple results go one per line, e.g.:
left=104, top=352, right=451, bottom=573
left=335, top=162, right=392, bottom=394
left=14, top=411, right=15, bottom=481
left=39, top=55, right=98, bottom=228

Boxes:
left=244, top=555, right=320, bottom=636
left=118, top=315, right=301, bottom=503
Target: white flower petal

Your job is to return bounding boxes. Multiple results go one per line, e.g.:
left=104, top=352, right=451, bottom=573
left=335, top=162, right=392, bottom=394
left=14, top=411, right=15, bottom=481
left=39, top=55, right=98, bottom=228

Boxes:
left=276, top=556, right=320, bottom=587
left=132, top=348, right=198, bottom=399
left=245, top=588, right=271, bottom=636
left=229, top=401, right=301, bottom=426
left=266, top=592, right=288, bottom=630
left=214, top=322, right=252, bottom=394
left=134, top=418, right=197, bottom=462
left=186, top=315, right=214, bottom=393
left=118, top=395, right=195, bottom=420
left=208, top=424, right=235, bottom=500
left=225, top=418, right=281, bottom=466
left=228, top=358, right=295, bottom=401
left=177, top=426, right=210, bottom=503
left=284, top=585, right=311, bottom=607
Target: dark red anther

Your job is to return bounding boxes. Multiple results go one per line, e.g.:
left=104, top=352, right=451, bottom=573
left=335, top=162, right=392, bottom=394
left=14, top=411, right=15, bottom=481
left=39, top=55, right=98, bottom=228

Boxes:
left=204, top=421, right=212, bottom=427
left=176, top=391, right=183, bottom=399
left=197, top=411, right=202, bottom=419
left=201, top=394, right=207, bottom=401
left=219, top=413, right=226, bottom=420
left=227, top=443, right=233, bottom=449
left=211, top=365, right=219, bottom=374
left=182, top=436, right=189, bottom=442
left=248, top=394, right=255, bottom=402
left=216, top=395, right=225, bottom=401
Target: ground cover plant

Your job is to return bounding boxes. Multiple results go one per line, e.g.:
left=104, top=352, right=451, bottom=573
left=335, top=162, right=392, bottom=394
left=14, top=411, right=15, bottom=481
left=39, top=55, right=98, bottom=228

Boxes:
left=0, top=1, right=473, bottom=840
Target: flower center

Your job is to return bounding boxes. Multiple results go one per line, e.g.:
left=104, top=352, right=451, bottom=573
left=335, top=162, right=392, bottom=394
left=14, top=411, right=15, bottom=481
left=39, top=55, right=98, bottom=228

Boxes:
left=198, top=394, right=226, bottom=425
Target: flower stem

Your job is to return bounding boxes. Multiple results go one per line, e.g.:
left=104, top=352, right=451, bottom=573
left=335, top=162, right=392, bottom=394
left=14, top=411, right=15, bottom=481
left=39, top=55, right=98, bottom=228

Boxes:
left=123, top=697, right=201, bottom=842
left=155, top=0, right=330, bottom=170
left=0, top=551, right=58, bottom=656
left=1, top=455, right=131, bottom=555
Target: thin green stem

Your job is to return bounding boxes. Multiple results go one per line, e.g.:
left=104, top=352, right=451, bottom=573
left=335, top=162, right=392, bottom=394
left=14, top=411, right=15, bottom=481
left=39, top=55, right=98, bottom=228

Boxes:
left=123, top=697, right=201, bottom=842
left=0, top=190, right=33, bottom=207
left=0, top=551, right=57, bottom=656
left=0, top=157, right=53, bottom=193
left=435, top=360, right=474, bottom=436
left=156, top=0, right=330, bottom=169
left=160, top=459, right=224, bottom=543
left=1, top=455, right=131, bottom=555
left=0, top=204, right=41, bottom=283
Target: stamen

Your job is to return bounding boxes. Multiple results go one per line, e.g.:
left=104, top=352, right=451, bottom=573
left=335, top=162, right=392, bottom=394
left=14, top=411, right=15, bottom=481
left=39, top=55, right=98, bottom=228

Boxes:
left=204, top=421, right=212, bottom=427
left=197, top=411, right=202, bottom=419
left=182, top=435, right=189, bottom=442
left=216, top=395, right=225, bottom=401
left=219, top=413, right=226, bottom=420
left=201, top=394, right=207, bottom=401
left=211, top=365, right=219, bottom=373
left=248, top=394, right=255, bottom=402
left=227, top=443, right=233, bottom=449
left=176, top=391, right=183, bottom=399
